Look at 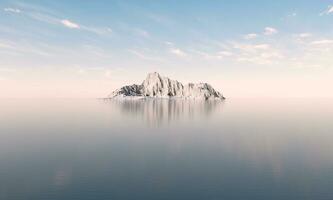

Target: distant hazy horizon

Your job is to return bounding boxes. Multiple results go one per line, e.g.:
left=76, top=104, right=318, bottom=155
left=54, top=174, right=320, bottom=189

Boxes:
left=1, top=0, right=333, bottom=98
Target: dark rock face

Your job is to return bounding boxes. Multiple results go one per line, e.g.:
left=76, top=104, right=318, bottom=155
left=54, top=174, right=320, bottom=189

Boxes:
left=111, top=84, right=143, bottom=97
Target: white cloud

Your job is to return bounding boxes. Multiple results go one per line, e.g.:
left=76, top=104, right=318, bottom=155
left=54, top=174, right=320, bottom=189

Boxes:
left=7, top=2, right=107, bottom=37
left=299, top=33, right=312, bottom=38
left=233, top=43, right=270, bottom=52
left=4, top=7, right=21, bottom=13
left=292, top=33, right=313, bottom=44
left=290, top=37, right=333, bottom=70
left=170, top=48, right=187, bottom=57
left=61, top=19, right=80, bottom=29
left=237, top=51, right=283, bottom=65
left=233, top=42, right=283, bottom=65
left=244, top=33, right=258, bottom=40
left=264, top=27, right=278, bottom=35
left=311, top=40, right=333, bottom=45
left=320, top=5, right=333, bottom=16
left=328, top=6, right=333, bottom=14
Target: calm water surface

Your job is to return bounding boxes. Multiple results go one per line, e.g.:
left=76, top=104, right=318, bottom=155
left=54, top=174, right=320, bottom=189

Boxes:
left=0, top=98, right=332, bottom=200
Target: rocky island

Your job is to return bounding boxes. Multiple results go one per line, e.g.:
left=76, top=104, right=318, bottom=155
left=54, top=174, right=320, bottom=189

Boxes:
left=108, top=72, right=225, bottom=100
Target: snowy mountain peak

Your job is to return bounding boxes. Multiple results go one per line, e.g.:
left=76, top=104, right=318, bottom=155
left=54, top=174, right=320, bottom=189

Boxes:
left=108, top=72, right=225, bottom=100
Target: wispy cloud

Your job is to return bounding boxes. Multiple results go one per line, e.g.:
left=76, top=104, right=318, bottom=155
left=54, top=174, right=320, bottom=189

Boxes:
left=164, top=41, right=174, bottom=46
left=135, top=28, right=150, bottom=38
left=107, top=28, right=113, bottom=33
left=8, top=2, right=112, bottom=35
left=289, top=37, right=333, bottom=69
left=320, top=5, right=333, bottom=16
left=293, top=33, right=313, bottom=43
left=81, top=45, right=112, bottom=58
left=165, top=42, right=190, bottom=58
left=0, top=40, right=52, bottom=56
left=289, top=12, right=297, bottom=17
left=13, top=1, right=58, bottom=15
left=244, top=33, right=258, bottom=40
left=60, top=19, right=113, bottom=35
left=237, top=52, right=283, bottom=65
left=128, top=49, right=162, bottom=61
left=264, top=27, right=278, bottom=35
left=169, top=48, right=187, bottom=57
left=233, top=42, right=283, bottom=65
left=4, top=7, right=21, bottom=13
left=298, top=33, right=312, bottom=38
left=233, top=43, right=270, bottom=52
left=61, top=19, right=80, bottom=29
left=128, top=49, right=147, bottom=59
left=194, top=50, right=233, bottom=60
left=244, top=27, right=277, bottom=39
left=26, top=12, right=60, bottom=25
left=37, top=15, right=112, bottom=35
left=81, top=26, right=113, bottom=35
left=311, top=40, right=333, bottom=45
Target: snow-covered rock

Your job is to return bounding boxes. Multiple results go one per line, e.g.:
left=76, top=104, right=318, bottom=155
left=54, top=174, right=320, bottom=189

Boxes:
left=108, top=72, right=225, bottom=100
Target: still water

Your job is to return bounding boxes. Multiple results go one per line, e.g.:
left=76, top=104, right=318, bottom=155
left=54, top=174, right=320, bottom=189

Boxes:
left=0, top=98, right=332, bottom=200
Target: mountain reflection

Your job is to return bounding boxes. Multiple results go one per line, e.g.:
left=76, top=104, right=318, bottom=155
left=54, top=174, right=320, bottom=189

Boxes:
left=104, top=99, right=224, bottom=126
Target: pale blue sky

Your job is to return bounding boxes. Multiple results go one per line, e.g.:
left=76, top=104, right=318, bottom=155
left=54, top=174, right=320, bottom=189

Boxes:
left=0, top=0, right=332, bottom=98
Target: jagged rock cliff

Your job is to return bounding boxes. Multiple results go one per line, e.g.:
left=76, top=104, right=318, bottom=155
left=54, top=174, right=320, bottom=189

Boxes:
left=108, top=72, right=225, bottom=100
